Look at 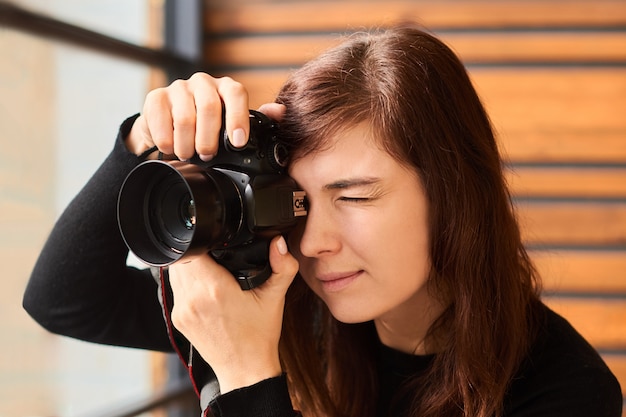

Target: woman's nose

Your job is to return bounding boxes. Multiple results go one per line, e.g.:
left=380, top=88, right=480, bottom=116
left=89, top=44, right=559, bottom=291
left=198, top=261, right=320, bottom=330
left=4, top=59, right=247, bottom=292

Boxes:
left=297, top=205, right=341, bottom=258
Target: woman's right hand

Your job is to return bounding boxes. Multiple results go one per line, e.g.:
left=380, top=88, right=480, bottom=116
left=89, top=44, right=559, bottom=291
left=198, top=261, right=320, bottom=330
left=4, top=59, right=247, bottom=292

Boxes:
left=125, top=73, right=252, bottom=161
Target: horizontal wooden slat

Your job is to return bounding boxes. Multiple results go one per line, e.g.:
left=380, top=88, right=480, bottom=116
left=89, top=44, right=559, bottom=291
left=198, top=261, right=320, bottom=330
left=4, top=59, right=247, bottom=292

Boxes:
left=531, top=250, right=626, bottom=294
left=506, top=167, right=626, bottom=199
left=499, top=130, right=626, bottom=164
left=205, top=0, right=626, bottom=34
left=215, top=68, right=626, bottom=163
left=517, top=202, right=626, bottom=246
left=544, top=297, right=626, bottom=349
left=205, top=35, right=340, bottom=68
left=205, top=31, right=626, bottom=68
left=470, top=68, right=626, bottom=164
left=602, top=354, right=626, bottom=396
left=444, top=31, right=626, bottom=64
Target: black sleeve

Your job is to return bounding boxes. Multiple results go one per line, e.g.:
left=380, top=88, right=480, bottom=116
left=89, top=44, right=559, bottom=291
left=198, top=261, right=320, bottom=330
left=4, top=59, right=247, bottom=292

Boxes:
left=23, top=115, right=173, bottom=352
left=208, top=375, right=301, bottom=417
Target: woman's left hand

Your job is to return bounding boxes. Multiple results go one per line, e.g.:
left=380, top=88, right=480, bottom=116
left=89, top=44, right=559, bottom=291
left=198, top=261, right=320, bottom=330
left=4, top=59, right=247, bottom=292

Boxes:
left=168, top=235, right=299, bottom=393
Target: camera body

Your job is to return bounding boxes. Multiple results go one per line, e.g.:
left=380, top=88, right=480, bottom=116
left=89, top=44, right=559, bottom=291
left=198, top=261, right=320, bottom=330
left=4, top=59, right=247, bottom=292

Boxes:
left=117, top=110, right=306, bottom=290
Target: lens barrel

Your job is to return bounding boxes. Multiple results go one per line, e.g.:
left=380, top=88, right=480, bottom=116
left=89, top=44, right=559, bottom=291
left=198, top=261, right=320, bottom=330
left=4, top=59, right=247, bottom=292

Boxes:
left=117, top=160, right=243, bottom=266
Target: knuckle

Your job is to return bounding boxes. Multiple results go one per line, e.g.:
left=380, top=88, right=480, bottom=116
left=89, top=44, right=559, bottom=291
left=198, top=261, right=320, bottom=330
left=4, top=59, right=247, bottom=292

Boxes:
left=218, top=77, right=247, bottom=94
left=145, top=87, right=166, bottom=101
left=172, top=114, right=196, bottom=131
left=227, top=84, right=248, bottom=99
left=189, top=72, right=212, bottom=83
left=143, top=88, right=167, bottom=111
left=217, top=75, right=234, bottom=84
left=169, top=78, right=187, bottom=89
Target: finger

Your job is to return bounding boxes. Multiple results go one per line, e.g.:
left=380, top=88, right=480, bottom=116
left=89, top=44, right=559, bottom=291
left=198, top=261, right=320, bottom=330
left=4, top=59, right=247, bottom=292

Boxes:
left=169, top=79, right=198, bottom=161
left=125, top=115, right=153, bottom=155
left=143, top=88, right=174, bottom=155
left=216, top=77, right=250, bottom=149
left=257, top=103, right=287, bottom=123
left=188, top=73, right=223, bottom=161
left=169, top=254, right=238, bottom=301
left=266, top=235, right=299, bottom=293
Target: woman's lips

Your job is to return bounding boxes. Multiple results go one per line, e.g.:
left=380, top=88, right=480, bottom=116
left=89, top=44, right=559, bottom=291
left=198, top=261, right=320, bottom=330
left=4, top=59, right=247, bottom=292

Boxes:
left=317, top=271, right=363, bottom=292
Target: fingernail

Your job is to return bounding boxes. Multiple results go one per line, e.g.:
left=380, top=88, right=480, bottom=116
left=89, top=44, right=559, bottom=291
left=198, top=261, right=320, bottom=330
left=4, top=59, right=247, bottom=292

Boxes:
left=231, top=128, right=246, bottom=148
left=276, top=236, right=288, bottom=255
left=199, top=154, right=214, bottom=162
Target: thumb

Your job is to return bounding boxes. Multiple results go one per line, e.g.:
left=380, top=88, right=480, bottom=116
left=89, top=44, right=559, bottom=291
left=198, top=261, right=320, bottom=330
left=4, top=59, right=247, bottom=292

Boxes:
left=265, top=235, right=299, bottom=293
left=126, top=114, right=156, bottom=156
left=257, top=103, right=286, bottom=123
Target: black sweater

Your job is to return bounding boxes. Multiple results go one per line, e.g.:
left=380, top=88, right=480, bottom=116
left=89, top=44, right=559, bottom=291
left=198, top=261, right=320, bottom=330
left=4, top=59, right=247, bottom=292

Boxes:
left=24, top=116, right=623, bottom=417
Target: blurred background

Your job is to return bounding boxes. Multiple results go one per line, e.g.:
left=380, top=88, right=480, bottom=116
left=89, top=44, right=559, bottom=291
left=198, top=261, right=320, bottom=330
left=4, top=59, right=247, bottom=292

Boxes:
left=1, top=0, right=625, bottom=416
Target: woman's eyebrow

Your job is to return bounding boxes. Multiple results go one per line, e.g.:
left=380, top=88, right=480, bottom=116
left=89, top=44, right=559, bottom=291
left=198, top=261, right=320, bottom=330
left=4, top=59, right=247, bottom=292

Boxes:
left=323, top=177, right=381, bottom=190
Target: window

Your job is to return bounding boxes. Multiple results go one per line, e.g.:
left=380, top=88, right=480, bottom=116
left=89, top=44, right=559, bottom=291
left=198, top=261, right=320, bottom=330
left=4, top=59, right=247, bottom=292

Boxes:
left=0, top=1, right=200, bottom=415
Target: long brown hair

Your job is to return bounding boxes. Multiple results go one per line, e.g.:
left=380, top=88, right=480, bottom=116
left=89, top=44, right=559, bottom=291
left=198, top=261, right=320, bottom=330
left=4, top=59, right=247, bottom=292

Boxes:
left=276, top=25, right=543, bottom=417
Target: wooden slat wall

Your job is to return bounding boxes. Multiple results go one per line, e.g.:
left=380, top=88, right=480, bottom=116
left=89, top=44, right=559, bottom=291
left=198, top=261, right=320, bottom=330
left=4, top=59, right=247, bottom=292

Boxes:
left=203, top=0, right=626, bottom=403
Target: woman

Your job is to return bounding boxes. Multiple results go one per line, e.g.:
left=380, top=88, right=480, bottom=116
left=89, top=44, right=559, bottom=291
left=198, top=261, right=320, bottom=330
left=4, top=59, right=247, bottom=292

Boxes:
left=24, top=25, right=621, bottom=417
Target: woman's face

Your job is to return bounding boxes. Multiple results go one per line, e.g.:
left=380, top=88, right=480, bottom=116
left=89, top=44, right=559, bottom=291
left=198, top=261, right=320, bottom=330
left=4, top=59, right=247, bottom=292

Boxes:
left=288, top=124, right=435, bottom=328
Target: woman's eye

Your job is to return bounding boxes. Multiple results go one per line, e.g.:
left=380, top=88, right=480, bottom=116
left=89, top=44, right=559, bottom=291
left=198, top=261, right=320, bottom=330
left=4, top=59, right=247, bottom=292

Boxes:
left=339, top=196, right=369, bottom=203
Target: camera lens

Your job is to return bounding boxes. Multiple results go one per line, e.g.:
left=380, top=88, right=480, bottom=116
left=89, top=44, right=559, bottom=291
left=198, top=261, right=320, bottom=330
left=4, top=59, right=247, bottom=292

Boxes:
left=118, top=160, right=243, bottom=266
left=148, top=175, right=195, bottom=255
left=180, top=197, right=196, bottom=230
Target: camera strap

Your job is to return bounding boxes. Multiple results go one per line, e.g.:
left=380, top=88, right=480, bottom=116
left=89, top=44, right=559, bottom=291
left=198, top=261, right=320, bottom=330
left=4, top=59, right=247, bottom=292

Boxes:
left=153, top=266, right=220, bottom=415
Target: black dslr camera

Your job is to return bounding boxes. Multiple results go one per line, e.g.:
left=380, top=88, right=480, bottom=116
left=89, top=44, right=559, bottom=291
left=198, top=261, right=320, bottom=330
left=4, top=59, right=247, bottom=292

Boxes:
left=117, top=110, right=307, bottom=290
